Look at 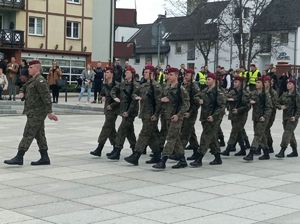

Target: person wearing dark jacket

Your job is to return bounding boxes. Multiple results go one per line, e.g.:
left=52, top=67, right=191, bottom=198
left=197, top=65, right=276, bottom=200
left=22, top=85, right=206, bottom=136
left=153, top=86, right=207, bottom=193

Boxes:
left=93, top=62, right=104, bottom=103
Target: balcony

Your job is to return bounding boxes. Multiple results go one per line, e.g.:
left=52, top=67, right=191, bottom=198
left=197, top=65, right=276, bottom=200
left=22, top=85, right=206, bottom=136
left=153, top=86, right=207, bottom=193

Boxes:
left=0, top=0, right=25, bottom=10
left=0, top=29, right=24, bottom=48
left=114, top=42, right=135, bottom=58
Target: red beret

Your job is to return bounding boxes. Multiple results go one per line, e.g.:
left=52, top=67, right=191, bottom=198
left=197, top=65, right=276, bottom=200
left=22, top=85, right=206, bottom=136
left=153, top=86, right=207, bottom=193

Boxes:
left=288, top=79, right=296, bottom=86
left=263, top=76, right=271, bottom=82
left=207, top=73, right=216, bottom=80
left=105, top=66, right=114, bottom=72
left=185, top=69, right=195, bottom=75
left=167, top=67, right=179, bottom=74
left=234, top=76, right=244, bottom=82
left=125, top=66, right=135, bottom=73
left=28, top=60, right=41, bottom=66
left=144, top=64, right=155, bottom=72
left=257, top=77, right=264, bottom=82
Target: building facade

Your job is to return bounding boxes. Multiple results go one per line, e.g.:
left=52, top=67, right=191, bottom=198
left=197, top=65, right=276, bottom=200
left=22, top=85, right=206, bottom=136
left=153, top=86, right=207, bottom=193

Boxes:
left=0, top=0, right=93, bottom=83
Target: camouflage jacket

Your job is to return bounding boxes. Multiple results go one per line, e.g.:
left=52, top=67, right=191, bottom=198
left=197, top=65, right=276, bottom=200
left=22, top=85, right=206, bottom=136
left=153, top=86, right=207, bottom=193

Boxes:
left=111, top=80, right=140, bottom=117
left=226, top=88, right=250, bottom=120
left=268, top=88, right=281, bottom=111
left=200, top=86, right=226, bottom=122
left=21, top=74, right=52, bottom=116
left=161, top=83, right=190, bottom=120
left=138, top=80, right=162, bottom=119
left=250, top=90, right=272, bottom=122
left=100, top=82, right=120, bottom=115
left=183, top=81, right=201, bottom=114
left=279, top=91, right=300, bottom=121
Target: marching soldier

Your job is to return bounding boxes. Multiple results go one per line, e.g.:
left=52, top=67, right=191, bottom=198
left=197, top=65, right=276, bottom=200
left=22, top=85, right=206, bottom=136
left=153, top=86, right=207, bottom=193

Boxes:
left=221, top=76, right=250, bottom=156
left=90, top=67, right=120, bottom=157
left=190, top=73, right=226, bottom=167
left=107, top=67, right=140, bottom=160
left=153, top=67, right=190, bottom=169
left=248, top=64, right=261, bottom=92
left=124, top=65, right=162, bottom=165
left=243, top=76, right=272, bottom=161
left=4, top=60, right=58, bottom=166
left=276, top=79, right=300, bottom=158
left=180, top=69, right=201, bottom=160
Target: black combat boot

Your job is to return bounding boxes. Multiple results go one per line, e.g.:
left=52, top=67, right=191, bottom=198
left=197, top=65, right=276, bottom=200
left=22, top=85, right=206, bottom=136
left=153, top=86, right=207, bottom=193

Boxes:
left=4, top=150, right=25, bottom=165
left=235, top=140, right=247, bottom=156
left=275, top=148, right=286, bottom=158
left=152, top=156, right=168, bottom=169
left=269, top=145, right=274, bottom=153
left=124, top=151, right=142, bottom=166
left=90, top=144, right=104, bottom=157
left=287, top=148, right=298, bottom=157
left=172, top=156, right=188, bottom=169
left=209, top=153, right=222, bottom=165
left=253, top=146, right=262, bottom=155
left=31, top=150, right=51, bottom=165
left=107, top=147, right=121, bottom=160
left=168, top=154, right=179, bottom=161
left=146, top=151, right=161, bottom=164
left=221, top=145, right=234, bottom=156
left=187, top=149, right=199, bottom=160
left=243, top=148, right=255, bottom=161
left=106, top=146, right=117, bottom=157
left=244, top=137, right=251, bottom=149
left=258, top=148, right=270, bottom=160
left=190, top=152, right=204, bottom=167
left=219, top=137, right=225, bottom=147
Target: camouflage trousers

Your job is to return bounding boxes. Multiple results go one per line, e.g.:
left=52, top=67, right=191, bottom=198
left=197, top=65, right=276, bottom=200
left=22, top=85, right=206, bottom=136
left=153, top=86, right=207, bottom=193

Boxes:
left=135, top=118, right=160, bottom=154
left=181, top=111, right=198, bottom=148
left=265, top=110, right=276, bottom=148
left=280, top=119, right=298, bottom=149
left=97, top=113, right=118, bottom=146
left=198, top=120, right=220, bottom=155
left=18, top=114, right=48, bottom=152
left=251, top=119, right=269, bottom=149
left=162, top=119, right=184, bottom=157
left=115, top=116, right=136, bottom=150
left=227, top=114, right=248, bottom=146
left=188, top=126, right=199, bottom=149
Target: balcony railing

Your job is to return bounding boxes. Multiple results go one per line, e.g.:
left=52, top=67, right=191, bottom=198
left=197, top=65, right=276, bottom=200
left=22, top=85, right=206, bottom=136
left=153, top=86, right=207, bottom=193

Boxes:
left=0, top=29, right=24, bottom=48
left=0, top=0, right=25, bottom=10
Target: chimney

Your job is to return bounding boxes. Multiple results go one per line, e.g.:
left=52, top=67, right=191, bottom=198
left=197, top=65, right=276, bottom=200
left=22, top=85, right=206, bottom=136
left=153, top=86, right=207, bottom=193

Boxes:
left=158, top=14, right=166, bottom=19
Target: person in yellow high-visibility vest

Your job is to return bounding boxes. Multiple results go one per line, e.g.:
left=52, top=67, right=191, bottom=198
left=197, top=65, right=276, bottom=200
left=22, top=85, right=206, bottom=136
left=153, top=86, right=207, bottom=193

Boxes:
left=195, top=66, right=207, bottom=91
left=248, top=64, right=261, bottom=91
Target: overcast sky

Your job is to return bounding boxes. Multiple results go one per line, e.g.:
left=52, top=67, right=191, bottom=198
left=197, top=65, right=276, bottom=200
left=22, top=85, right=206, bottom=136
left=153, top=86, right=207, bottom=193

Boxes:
left=116, top=0, right=166, bottom=24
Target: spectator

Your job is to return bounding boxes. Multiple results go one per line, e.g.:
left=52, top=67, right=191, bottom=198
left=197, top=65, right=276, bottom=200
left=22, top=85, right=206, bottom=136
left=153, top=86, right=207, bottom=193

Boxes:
left=278, top=72, right=289, bottom=96
left=268, top=67, right=278, bottom=91
left=0, top=68, right=8, bottom=100
left=78, top=64, right=95, bottom=103
left=92, top=62, right=104, bottom=103
left=113, top=59, right=123, bottom=83
left=47, top=61, right=62, bottom=103
left=18, top=59, right=29, bottom=88
left=6, top=56, right=19, bottom=101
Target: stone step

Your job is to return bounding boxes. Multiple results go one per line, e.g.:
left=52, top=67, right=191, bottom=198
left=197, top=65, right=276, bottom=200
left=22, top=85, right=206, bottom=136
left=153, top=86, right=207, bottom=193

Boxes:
left=0, top=105, right=12, bottom=109
left=0, top=109, right=18, bottom=114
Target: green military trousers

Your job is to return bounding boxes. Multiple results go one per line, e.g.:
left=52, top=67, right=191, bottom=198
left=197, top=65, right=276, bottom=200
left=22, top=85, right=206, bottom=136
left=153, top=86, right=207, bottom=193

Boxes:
left=97, top=113, right=118, bottom=146
left=251, top=119, right=268, bottom=149
left=227, top=114, right=248, bottom=146
left=181, top=112, right=198, bottom=148
left=115, top=116, right=136, bottom=149
left=280, top=119, right=298, bottom=149
left=199, top=120, right=220, bottom=155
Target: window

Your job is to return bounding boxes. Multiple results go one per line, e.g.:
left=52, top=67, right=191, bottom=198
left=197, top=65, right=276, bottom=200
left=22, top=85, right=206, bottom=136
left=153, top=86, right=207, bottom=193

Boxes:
left=234, top=7, right=242, bottom=18
left=244, top=7, right=250, bottom=18
left=135, top=55, right=140, bottom=64
left=187, top=42, right=195, bottom=60
left=280, top=33, right=289, bottom=44
left=67, top=0, right=80, bottom=4
left=29, top=17, right=44, bottom=35
left=187, top=63, right=195, bottom=70
left=145, top=55, right=152, bottom=65
left=66, top=21, right=80, bottom=39
left=175, top=42, right=182, bottom=54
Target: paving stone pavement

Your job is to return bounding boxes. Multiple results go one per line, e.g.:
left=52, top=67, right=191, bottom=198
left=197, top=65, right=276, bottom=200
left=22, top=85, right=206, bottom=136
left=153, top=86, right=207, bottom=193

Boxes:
left=0, top=110, right=300, bottom=224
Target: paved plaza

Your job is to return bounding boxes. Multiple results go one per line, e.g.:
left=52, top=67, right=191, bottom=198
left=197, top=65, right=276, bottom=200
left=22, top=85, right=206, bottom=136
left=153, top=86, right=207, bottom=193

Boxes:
left=0, top=109, right=300, bottom=224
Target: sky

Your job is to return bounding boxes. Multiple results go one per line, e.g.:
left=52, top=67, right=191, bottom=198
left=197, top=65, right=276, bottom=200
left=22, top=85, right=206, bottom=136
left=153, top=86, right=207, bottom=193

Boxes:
left=116, top=0, right=166, bottom=24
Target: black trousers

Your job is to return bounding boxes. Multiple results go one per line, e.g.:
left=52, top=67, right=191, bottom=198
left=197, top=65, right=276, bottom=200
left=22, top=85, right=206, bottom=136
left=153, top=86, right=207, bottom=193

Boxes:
left=50, top=84, right=59, bottom=102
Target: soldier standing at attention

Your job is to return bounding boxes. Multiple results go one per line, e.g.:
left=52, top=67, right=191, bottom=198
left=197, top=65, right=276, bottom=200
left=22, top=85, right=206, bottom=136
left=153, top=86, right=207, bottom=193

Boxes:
left=276, top=79, right=300, bottom=158
left=180, top=69, right=201, bottom=161
left=124, top=65, right=162, bottom=165
left=90, top=67, right=120, bottom=157
left=153, top=67, right=190, bottom=169
left=243, top=76, right=272, bottom=161
left=190, top=73, right=226, bottom=167
left=108, top=67, right=139, bottom=160
left=4, top=60, right=58, bottom=166
left=221, top=76, right=250, bottom=156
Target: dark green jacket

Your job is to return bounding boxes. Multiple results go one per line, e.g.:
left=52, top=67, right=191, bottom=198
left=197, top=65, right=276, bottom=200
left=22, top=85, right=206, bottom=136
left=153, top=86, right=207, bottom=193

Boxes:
left=101, top=82, right=120, bottom=115
left=183, top=81, right=201, bottom=114
left=226, top=88, right=250, bottom=120
left=21, top=74, right=52, bottom=116
left=250, top=90, right=272, bottom=122
left=279, top=91, right=300, bottom=121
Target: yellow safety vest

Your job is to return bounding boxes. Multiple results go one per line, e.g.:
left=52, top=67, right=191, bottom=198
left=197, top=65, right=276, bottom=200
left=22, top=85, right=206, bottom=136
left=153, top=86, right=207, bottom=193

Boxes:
left=248, top=69, right=260, bottom=85
left=197, top=72, right=207, bottom=85
left=239, top=71, right=248, bottom=78
left=158, top=71, right=165, bottom=83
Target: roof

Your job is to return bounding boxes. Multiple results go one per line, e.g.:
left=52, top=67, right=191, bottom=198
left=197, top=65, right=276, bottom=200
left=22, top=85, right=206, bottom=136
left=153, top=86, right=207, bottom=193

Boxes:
left=254, top=0, right=300, bottom=32
left=168, top=0, right=230, bottom=41
left=129, top=1, right=230, bottom=55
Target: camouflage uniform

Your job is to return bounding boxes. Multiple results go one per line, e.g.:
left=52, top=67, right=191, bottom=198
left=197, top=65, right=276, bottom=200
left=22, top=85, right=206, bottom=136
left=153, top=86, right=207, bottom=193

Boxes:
left=18, top=74, right=52, bottom=152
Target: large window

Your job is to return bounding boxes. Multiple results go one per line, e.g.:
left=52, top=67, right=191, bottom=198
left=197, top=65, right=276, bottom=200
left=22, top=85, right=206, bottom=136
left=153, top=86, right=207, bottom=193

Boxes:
left=29, top=17, right=44, bottom=35
left=67, top=0, right=80, bottom=4
left=66, top=21, right=80, bottom=39
left=187, top=42, right=195, bottom=60
left=175, top=42, right=182, bottom=54
left=280, top=33, right=289, bottom=45
left=145, top=55, right=152, bottom=65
